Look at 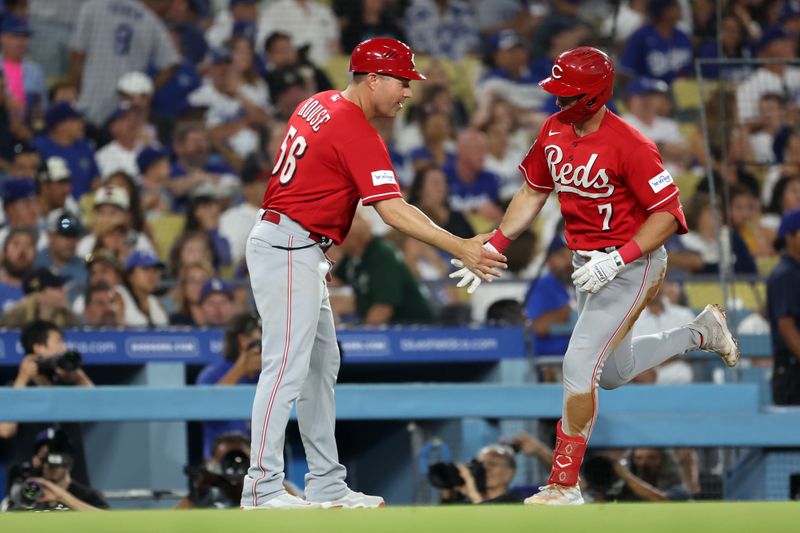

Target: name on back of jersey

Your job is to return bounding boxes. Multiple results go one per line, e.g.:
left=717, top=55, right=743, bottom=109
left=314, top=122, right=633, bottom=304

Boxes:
left=296, top=98, right=332, bottom=132
left=648, top=170, right=673, bottom=194
left=544, top=144, right=614, bottom=199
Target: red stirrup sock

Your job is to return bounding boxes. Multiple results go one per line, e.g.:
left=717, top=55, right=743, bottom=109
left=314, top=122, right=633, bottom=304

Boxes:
left=546, top=419, right=588, bottom=486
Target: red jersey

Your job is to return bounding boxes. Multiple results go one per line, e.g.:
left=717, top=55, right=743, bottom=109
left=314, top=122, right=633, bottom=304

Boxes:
left=262, top=90, right=403, bottom=244
left=519, top=110, right=688, bottom=250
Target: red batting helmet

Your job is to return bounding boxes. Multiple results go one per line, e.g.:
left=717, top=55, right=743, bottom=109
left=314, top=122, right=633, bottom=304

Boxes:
left=539, top=46, right=614, bottom=124
left=349, top=38, right=426, bottom=81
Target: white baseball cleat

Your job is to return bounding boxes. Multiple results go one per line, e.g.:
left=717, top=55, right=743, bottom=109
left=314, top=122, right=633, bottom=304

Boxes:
left=317, top=489, right=385, bottom=509
left=524, top=483, right=584, bottom=506
left=688, top=304, right=740, bottom=367
left=241, top=493, right=321, bottom=510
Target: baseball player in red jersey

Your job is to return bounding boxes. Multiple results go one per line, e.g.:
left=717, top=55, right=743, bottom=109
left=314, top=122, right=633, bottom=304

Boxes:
left=240, top=38, right=507, bottom=509
left=451, top=47, right=740, bottom=505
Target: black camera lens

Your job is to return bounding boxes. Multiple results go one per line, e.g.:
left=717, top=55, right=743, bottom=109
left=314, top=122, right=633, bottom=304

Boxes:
left=22, top=481, right=43, bottom=503
left=220, top=450, right=249, bottom=479
left=57, top=351, right=82, bottom=373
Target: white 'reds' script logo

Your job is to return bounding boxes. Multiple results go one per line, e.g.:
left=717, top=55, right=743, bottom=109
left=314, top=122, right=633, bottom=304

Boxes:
left=544, top=144, right=614, bottom=199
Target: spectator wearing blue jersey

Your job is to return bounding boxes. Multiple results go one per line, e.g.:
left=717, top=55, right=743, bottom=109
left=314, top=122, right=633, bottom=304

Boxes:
left=477, top=30, right=547, bottom=114
left=163, top=0, right=208, bottom=66
left=32, top=102, right=100, bottom=199
left=443, top=129, right=502, bottom=223
left=404, top=0, right=479, bottom=60
left=196, top=311, right=261, bottom=458
left=696, top=13, right=755, bottom=82
left=619, top=0, right=692, bottom=83
left=151, top=24, right=202, bottom=130
left=524, top=235, right=574, bottom=360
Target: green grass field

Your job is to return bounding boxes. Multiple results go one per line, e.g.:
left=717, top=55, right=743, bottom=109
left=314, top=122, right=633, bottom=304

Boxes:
left=0, top=502, right=797, bottom=533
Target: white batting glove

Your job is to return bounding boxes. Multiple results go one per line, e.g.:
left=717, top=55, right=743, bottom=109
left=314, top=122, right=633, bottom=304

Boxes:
left=449, top=242, right=499, bottom=294
left=571, top=250, right=624, bottom=294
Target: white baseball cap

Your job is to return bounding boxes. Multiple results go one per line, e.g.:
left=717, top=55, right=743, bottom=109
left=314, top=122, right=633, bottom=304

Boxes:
left=93, top=185, right=130, bottom=210
left=117, top=71, right=154, bottom=96
left=38, top=156, right=72, bottom=182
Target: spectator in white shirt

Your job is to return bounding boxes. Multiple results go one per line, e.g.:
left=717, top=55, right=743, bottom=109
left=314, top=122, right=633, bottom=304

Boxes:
left=95, top=102, right=144, bottom=179
left=256, top=0, right=340, bottom=67
left=219, top=161, right=268, bottom=267
left=123, top=249, right=169, bottom=327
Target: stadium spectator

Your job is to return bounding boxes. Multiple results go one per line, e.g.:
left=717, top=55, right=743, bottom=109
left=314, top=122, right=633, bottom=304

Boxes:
left=6, top=142, right=41, bottom=180
left=480, top=116, right=527, bottom=204
left=36, top=156, right=76, bottom=218
left=95, top=102, right=145, bottom=179
left=409, top=111, right=455, bottom=173
left=333, top=213, right=434, bottom=325
left=76, top=185, right=156, bottom=260
left=763, top=133, right=800, bottom=208
left=168, top=121, right=239, bottom=210
left=340, top=0, right=407, bottom=54
left=610, top=448, right=692, bottom=501
left=601, top=0, right=647, bottom=46
left=524, top=234, right=573, bottom=360
left=123, top=249, right=168, bottom=327
left=621, top=77, right=690, bottom=172
left=767, top=209, right=800, bottom=405
left=68, top=0, right=179, bottom=127
left=619, top=0, right=692, bottom=83
left=262, top=32, right=332, bottom=106
left=198, top=278, right=236, bottom=327
left=0, top=267, right=81, bottom=327
left=169, top=260, right=214, bottom=326
left=764, top=176, right=800, bottom=237
left=0, top=178, right=40, bottom=246
left=404, top=166, right=473, bottom=281
left=82, top=282, right=123, bottom=327
left=736, top=25, right=800, bottom=124
left=32, top=102, right=100, bottom=199
left=206, top=0, right=260, bottom=50
left=443, top=129, right=503, bottom=224
left=0, top=71, right=32, bottom=172
left=196, top=311, right=261, bottom=458
left=0, top=14, right=47, bottom=123
left=168, top=230, right=219, bottom=279
left=33, top=209, right=86, bottom=287
left=150, top=24, right=203, bottom=127
left=475, top=0, right=535, bottom=39
left=439, top=444, right=523, bottom=504
left=219, top=162, right=268, bottom=266
left=696, top=13, right=755, bottom=82
left=136, top=145, right=173, bottom=219
left=404, top=0, right=478, bottom=60
left=728, top=185, right=773, bottom=257
left=0, top=227, right=36, bottom=312
left=476, top=30, right=547, bottom=114
left=184, top=187, right=232, bottom=268
left=116, top=71, right=157, bottom=148
left=22, top=427, right=108, bottom=510
left=256, top=0, right=340, bottom=67
left=105, top=170, right=151, bottom=244
left=72, top=249, right=138, bottom=321
left=748, top=93, right=790, bottom=165
left=163, top=0, right=208, bottom=67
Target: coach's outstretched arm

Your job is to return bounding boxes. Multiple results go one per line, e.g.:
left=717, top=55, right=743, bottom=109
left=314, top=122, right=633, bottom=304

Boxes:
left=372, top=197, right=507, bottom=282
left=449, top=185, right=550, bottom=293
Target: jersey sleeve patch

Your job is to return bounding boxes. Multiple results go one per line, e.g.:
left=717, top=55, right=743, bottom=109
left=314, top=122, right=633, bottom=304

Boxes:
left=371, top=169, right=397, bottom=186
left=648, top=170, right=674, bottom=194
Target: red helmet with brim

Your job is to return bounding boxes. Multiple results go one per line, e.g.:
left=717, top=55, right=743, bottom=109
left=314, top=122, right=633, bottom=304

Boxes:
left=350, top=38, right=426, bottom=81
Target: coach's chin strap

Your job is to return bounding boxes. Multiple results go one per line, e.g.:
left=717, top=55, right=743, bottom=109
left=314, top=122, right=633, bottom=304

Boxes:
left=547, top=419, right=587, bottom=487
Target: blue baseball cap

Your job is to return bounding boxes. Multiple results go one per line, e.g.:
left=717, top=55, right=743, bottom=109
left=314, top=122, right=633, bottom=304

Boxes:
left=488, top=30, right=523, bottom=53
left=45, top=102, right=82, bottom=131
left=2, top=177, right=37, bottom=204
left=23, top=267, right=70, bottom=294
left=200, top=278, right=234, bottom=303
left=547, top=234, right=568, bottom=256
left=757, top=25, right=794, bottom=54
left=125, top=250, right=165, bottom=271
left=136, top=146, right=168, bottom=175
left=1, top=14, right=32, bottom=36
left=626, top=77, right=669, bottom=98
left=776, top=209, right=800, bottom=249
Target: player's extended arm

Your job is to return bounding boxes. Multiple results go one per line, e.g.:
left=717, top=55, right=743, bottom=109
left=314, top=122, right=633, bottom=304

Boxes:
left=372, top=198, right=507, bottom=281
left=449, top=185, right=549, bottom=293
left=572, top=211, right=679, bottom=294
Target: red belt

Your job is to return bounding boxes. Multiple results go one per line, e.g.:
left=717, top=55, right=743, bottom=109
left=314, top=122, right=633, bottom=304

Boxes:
left=262, top=210, right=329, bottom=244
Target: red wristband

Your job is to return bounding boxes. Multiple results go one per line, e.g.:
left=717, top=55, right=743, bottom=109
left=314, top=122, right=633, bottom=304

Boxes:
left=488, top=229, right=513, bottom=253
left=617, top=240, right=643, bottom=265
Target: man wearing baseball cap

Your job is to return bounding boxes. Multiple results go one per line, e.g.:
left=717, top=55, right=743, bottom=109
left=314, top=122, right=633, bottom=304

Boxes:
left=34, top=209, right=87, bottom=287
left=0, top=266, right=81, bottom=327
left=0, top=178, right=40, bottom=248
left=767, top=209, right=800, bottom=405
left=31, top=101, right=100, bottom=198
left=96, top=101, right=145, bottom=179
left=36, top=156, right=75, bottom=216
left=198, top=277, right=236, bottom=327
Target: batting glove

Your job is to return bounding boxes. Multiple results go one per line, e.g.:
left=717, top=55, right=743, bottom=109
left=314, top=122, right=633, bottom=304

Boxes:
left=449, top=243, right=499, bottom=294
left=571, top=250, right=624, bottom=294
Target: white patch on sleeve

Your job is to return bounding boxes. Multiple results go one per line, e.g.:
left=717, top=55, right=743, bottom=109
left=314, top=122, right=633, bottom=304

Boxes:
left=648, top=170, right=673, bottom=194
left=371, top=170, right=397, bottom=186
